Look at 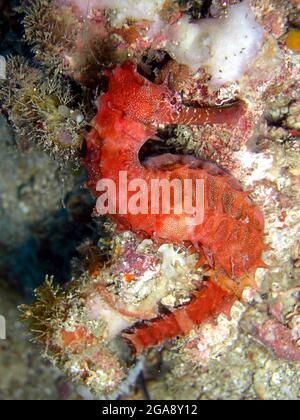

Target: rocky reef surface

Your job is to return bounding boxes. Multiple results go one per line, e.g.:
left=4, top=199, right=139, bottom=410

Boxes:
left=0, top=0, right=300, bottom=400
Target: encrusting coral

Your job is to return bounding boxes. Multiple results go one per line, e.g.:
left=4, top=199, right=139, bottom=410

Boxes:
left=0, top=56, right=87, bottom=162
left=19, top=225, right=249, bottom=395
left=20, top=0, right=132, bottom=85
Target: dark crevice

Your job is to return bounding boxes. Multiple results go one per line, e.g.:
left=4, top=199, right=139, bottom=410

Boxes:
left=200, top=0, right=213, bottom=18
left=0, top=0, right=32, bottom=58
left=138, top=132, right=180, bottom=164
left=137, top=372, right=152, bottom=400
left=138, top=52, right=173, bottom=82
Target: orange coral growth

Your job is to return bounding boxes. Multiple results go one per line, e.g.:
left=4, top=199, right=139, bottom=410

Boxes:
left=286, top=29, right=300, bottom=53
left=123, top=280, right=236, bottom=354
left=123, top=273, right=136, bottom=283
left=60, top=327, right=97, bottom=349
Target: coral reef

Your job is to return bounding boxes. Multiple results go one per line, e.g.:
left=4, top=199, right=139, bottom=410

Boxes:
left=19, top=231, right=206, bottom=396
left=1, top=0, right=300, bottom=400
left=0, top=279, right=81, bottom=399
left=19, top=0, right=265, bottom=86
left=131, top=332, right=300, bottom=400
left=20, top=226, right=300, bottom=398
left=0, top=56, right=88, bottom=162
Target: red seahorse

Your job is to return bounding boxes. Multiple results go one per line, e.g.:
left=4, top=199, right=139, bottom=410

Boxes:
left=85, top=62, right=266, bottom=352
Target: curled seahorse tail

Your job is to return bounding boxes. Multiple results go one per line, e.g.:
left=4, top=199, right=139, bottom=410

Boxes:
left=123, top=280, right=236, bottom=354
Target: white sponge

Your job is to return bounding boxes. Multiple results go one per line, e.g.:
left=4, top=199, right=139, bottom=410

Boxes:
left=165, top=0, right=264, bottom=86
left=69, top=0, right=166, bottom=25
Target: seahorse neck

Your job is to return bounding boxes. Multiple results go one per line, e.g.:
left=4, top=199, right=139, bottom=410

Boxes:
left=97, top=110, right=153, bottom=179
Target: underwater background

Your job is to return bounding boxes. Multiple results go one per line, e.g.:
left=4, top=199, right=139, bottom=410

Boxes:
left=0, top=0, right=300, bottom=400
